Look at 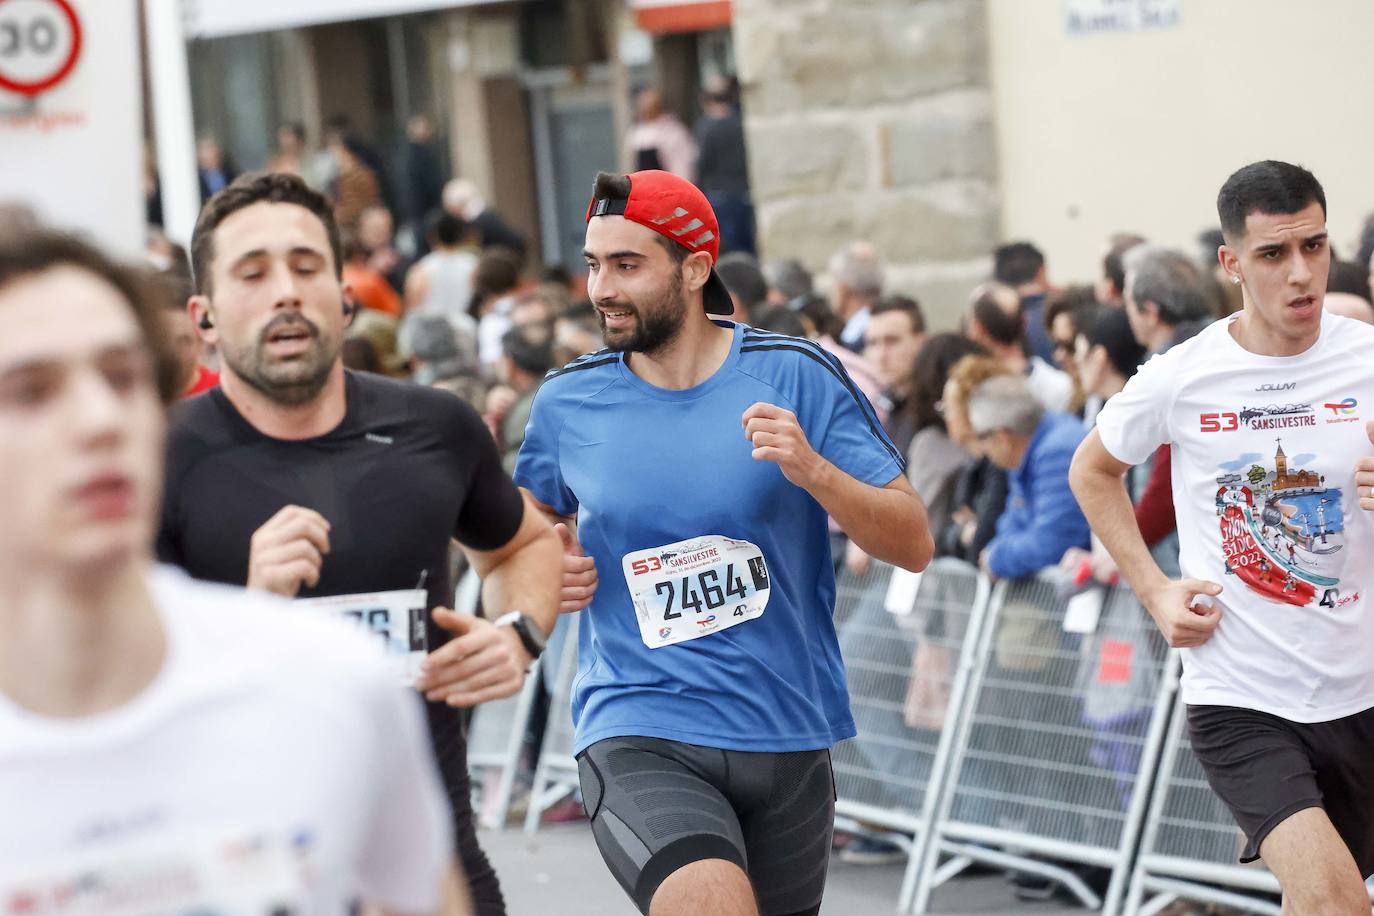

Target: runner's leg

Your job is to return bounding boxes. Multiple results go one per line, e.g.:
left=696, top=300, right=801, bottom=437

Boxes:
left=1261, top=808, right=1367, bottom=915
left=733, top=749, right=834, bottom=916
left=651, top=860, right=759, bottom=916
left=429, top=702, right=507, bottom=916
left=577, top=736, right=753, bottom=915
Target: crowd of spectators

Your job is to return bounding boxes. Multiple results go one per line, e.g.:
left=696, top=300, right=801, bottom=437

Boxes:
left=124, top=82, right=1374, bottom=906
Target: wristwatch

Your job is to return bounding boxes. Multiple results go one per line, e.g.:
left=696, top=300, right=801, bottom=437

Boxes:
left=494, top=611, right=547, bottom=660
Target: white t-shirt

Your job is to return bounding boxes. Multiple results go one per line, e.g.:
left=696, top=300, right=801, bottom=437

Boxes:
left=1027, top=356, right=1074, bottom=413
left=0, top=566, right=452, bottom=914
left=1096, top=311, right=1374, bottom=722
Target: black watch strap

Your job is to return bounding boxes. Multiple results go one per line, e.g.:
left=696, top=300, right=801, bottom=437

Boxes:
left=498, top=612, right=546, bottom=659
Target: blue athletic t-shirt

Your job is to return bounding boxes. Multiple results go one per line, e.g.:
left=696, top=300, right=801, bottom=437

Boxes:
left=514, top=322, right=904, bottom=754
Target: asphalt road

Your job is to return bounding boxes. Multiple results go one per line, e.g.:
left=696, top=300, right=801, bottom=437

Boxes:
left=479, top=822, right=1080, bottom=915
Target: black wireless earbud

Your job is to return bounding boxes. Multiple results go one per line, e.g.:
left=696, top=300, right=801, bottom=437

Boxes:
left=199, top=314, right=214, bottom=331
left=342, top=300, right=355, bottom=318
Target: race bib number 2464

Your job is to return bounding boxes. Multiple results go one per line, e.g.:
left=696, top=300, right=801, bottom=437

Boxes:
left=622, top=535, right=771, bottom=649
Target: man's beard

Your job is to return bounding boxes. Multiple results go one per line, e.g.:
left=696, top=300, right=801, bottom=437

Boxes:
left=597, top=271, right=687, bottom=357
left=221, top=312, right=340, bottom=407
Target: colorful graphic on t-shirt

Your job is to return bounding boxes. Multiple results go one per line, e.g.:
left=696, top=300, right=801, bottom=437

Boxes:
left=1215, top=438, right=1346, bottom=608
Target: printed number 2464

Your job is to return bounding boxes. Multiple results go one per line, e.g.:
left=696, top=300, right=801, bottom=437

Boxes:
left=656, top=565, right=748, bottom=620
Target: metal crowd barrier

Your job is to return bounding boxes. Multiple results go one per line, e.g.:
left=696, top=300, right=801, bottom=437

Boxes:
left=1125, top=700, right=1374, bottom=915
left=466, top=558, right=1368, bottom=913
left=467, top=669, right=542, bottom=829
left=911, top=575, right=1177, bottom=916
left=456, top=568, right=541, bottom=829
left=831, top=558, right=994, bottom=912
left=522, top=611, right=582, bottom=833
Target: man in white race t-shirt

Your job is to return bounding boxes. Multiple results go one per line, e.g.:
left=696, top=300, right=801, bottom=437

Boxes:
left=1071, top=160, right=1374, bottom=914
left=0, top=230, right=466, bottom=914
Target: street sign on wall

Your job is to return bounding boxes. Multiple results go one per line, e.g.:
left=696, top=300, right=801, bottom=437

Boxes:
left=0, top=0, right=143, bottom=255
left=1063, top=0, right=1182, bottom=35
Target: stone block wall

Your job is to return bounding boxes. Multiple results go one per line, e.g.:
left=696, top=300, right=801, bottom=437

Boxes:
left=732, top=0, right=999, bottom=330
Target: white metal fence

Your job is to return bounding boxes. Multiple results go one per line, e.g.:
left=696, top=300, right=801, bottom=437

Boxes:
left=830, top=558, right=993, bottom=910
left=468, top=565, right=1363, bottom=914
left=910, top=574, right=1176, bottom=915
left=521, top=611, right=582, bottom=833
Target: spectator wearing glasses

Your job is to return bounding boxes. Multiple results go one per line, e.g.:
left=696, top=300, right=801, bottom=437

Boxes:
left=1042, top=285, right=1101, bottom=416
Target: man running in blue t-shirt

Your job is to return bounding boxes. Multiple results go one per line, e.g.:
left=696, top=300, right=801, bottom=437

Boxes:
left=514, top=170, right=933, bottom=916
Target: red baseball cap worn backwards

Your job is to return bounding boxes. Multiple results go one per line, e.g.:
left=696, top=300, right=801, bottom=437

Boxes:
left=585, top=169, right=735, bottom=316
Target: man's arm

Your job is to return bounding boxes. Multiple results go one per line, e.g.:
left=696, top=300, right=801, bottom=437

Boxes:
left=1069, top=430, right=1221, bottom=647
left=416, top=492, right=561, bottom=707
left=742, top=402, right=933, bottom=572
left=523, top=489, right=598, bottom=614
left=461, top=490, right=561, bottom=636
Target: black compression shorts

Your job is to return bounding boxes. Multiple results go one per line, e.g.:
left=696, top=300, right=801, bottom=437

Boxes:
left=576, top=736, right=835, bottom=915
left=1187, top=703, right=1374, bottom=876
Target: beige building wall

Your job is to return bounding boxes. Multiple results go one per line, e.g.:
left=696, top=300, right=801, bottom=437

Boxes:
left=988, top=0, right=1374, bottom=284
left=733, top=0, right=999, bottom=331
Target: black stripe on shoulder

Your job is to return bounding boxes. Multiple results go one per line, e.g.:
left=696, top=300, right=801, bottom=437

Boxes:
left=564, top=347, right=612, bottom=367
left=545, top=354, right=618, bottom=381
left=743, top=328, right=830, bottom=353
left=742, top=329, right=849, bottom=374
left=739, top=342, right=904, bottom=469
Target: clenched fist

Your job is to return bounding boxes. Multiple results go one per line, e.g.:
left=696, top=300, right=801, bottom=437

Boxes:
left=555, top=522, right=597, bottom=613
left=1141, top=578, right=1223, bottom=648
left=1354, top=420, right=1374, bottom=511
left=742, top=402, right=824, bottom=488
left=246, top=505, right=331, bottom=597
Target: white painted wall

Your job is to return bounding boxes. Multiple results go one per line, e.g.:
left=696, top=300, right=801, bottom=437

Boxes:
left=987, top=0, right=1374, bottom=281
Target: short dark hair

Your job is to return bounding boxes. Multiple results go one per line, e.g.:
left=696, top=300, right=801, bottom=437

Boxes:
left=1327, top=259, right=1372, bottom=304
left=473, top=247, right=523, bottom=300
left=792, top=292, right=843, bottom=340
left=1196, top=228, right=1225, bottom=268
left=1042, top=284, right=1099, bottom=336
left=1217, top=160, right=1326, bottom=244
left=541, top=263, right=573, bottom=289
left=1102, top=234, right=1146, bottom=297
left=749, top=302, right=806, bottom=337
left=191, top=171, right=342, bottom=296
left=970, top=287, right=1024, bottom=346
left=1082, top=306, right=1146, bottom=380
left=0, top=230, right=179, bottom=404
left=715, top=252, right=768, bottom=313
left=870, top=294, right=926, bottom=335
left=590, top=171, right=687, bottom=267
left=153, top=267, right=193, bottom=314
left=1355, top=216, right=1374, bottom=274
left=430, top=211, right=469, bottom=248
left=993, top=241, right=1044, bottom=286
left=502, top=325, right=554, bottom=377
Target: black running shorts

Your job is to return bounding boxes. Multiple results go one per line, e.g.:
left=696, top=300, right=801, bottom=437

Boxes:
left=576, top=736, right=835, bottom=916
left=1187, top=703, right=1374, bottom=876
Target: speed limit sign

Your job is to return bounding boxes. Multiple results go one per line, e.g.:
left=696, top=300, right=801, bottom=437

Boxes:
left=0, top=0, right=82, bottom=97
